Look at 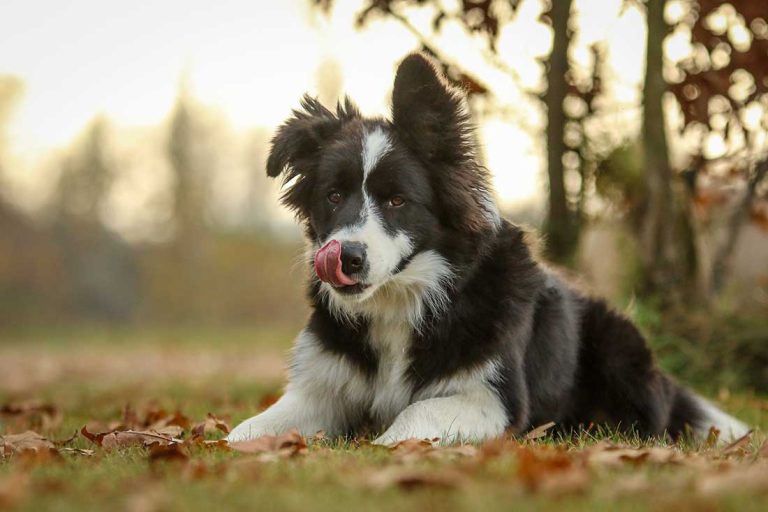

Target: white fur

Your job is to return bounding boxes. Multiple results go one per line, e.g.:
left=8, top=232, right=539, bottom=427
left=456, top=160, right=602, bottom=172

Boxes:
left=694, top=396, right=750, bottom=441
left=227, top=330, right=369, bottom=442
left=368, top=318, right=412, bottom=425
left=374, top=359, right=507, bottom=445
left=319, top=250, right=453, bottom=329
left=362, top=128, right=392, bottom=180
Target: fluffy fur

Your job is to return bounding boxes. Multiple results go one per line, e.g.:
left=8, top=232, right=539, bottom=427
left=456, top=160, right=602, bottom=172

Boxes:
left=228, top=53, right=749, bottom=445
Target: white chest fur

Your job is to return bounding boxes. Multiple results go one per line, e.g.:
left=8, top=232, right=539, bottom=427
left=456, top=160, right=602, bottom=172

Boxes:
left=367, top=318, right=413, bottom=426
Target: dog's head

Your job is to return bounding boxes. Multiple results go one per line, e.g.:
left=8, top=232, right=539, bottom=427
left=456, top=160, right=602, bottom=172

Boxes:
left=266, top=53, right=499, bottom=309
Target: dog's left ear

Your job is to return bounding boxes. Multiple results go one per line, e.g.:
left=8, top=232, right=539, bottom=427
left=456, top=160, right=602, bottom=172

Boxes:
left=391, top=53, right=472, bottom=163
left=392, top=54, right=498, bottom=233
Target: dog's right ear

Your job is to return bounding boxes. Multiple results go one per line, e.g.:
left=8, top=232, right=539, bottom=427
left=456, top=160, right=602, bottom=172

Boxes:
left=266, top=95, right=355, bottom=178
left=266, top=95, right=359, bottom=218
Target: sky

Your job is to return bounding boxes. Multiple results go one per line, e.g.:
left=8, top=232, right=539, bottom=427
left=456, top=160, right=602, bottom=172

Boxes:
left=0, top=0, right=651, bottom=235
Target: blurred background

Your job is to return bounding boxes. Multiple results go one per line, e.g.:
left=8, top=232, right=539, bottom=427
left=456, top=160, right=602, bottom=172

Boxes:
left=0, top=0, right=766, bottom=392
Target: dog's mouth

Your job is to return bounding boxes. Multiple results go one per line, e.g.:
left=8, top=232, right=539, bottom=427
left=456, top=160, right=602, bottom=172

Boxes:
left=314, top=240, right=371, bottom=294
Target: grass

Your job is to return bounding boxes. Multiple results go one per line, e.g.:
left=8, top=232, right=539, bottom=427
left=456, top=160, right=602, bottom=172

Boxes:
left=2, top=326, right=768, bottom=511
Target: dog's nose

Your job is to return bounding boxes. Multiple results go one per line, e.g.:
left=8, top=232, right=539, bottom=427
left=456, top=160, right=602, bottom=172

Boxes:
left=340, top=242, right=366, bottom=275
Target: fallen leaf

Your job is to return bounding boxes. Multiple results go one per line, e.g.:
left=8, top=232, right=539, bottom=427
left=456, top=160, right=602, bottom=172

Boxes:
left=524, top=421, right=557, bottom=440
left=52, top=430, right=79, bottom=447
left=81, top=426, right=181, bottom=449
left=386, top=438, right=478, bottom=463
left=478, top=436, right=520, bottom=460
left=228, top=430, right=306, bottom=459
left=389, top=438, right=434, bottom=455
left=1, top=431, right=56, bottom=455
left=697, top=463, right=768, bottom=496
left=148, top=443, right=189, bottom=465
left=181, top=460, right=215, bottom=481
left=587, top=445, right=684, bottom=468
left=721, top=431, right=752, bottom=456
left=363, top=467, right=466, bottom=491
left=14, top=447, right=63, bottom=468
left=516, top=446, right=590, bottom=495
left=191, top=413, right=230, bottom=439
left=0, top=473, right=29, bottom=508
left=0, top=401, right=60, bottom=431
left=101, top=431, right=181, bottom=450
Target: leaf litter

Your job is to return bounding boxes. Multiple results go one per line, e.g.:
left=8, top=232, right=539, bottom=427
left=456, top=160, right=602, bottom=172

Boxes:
left=2, top=399, right=768, bottom=507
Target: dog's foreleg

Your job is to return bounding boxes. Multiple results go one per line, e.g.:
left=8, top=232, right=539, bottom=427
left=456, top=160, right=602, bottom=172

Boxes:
left=226, top=386, right=338, bottom=442
left=227, top=330, right=368, bottom=443
left=373, top=385, right=508, bottom=445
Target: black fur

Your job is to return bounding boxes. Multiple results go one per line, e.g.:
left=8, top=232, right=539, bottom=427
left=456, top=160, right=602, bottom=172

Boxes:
left=266, top=52, right=710, bottom=439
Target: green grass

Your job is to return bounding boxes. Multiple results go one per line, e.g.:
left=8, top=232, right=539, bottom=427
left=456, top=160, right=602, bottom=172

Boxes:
left=2, top=327, right=768, bottom=511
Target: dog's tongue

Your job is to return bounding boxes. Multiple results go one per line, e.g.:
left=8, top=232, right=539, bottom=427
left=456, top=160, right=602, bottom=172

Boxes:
left=314, top=240, right=358, bottom=287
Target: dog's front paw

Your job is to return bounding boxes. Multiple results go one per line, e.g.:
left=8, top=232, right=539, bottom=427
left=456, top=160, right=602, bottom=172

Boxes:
left=226, top=416, right=277, bottom=443
left=372, top=432, right=435, bottom=447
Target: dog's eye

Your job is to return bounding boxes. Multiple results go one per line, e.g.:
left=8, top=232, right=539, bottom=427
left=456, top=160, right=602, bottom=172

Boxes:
left=327, top=191, right=342, bottom=204
left=387, top=195, right=405, bottom=208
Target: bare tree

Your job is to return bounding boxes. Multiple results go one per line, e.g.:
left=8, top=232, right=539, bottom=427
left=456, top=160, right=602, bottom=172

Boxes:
left=640, top=0, right=681, bottom=292
left=543, top=0, right=576, bottom=260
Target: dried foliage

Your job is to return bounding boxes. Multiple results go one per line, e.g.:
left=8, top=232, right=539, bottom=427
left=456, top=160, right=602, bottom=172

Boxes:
left=2, top=396, right=768, bottom=509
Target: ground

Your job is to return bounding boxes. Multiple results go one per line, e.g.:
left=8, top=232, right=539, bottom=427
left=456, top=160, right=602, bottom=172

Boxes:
left=1, top=326, right=767, bottom=512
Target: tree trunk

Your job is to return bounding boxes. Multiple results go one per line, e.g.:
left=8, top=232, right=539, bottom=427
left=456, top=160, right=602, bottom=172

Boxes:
left=710, top=158, right=768, bottom=294
left=544, top=0, right=576, bottom=262
left=641, top=0, right=678, bottom=292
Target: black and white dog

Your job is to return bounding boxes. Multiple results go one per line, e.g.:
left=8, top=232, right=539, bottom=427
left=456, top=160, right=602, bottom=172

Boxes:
left=228, top=53, right=748, bottom=445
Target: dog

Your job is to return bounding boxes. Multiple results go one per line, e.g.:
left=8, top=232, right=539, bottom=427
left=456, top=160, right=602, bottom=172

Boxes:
left=227, top=53, right=749, bottom=445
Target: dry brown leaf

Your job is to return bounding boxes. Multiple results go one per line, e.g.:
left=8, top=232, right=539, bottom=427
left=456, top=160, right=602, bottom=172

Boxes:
left=14, top=447, right=63, bottom=468
left=191, top=413, right=230, bottom=439
left=516, top=446, right=590, bottom=495
left=386, top=438, right=478, bottom=463
left=184, top=436, right=230, bottom=451
left=1, top=431, right=56, bottom=456
left=363, top=467, right=466, bottom=491
left=181, top=460, right=214, bottom=481
left=524, top=421, right=557, bottom=440
left=697, top=463, right=768, bottom=496
left=228, top=430, right=306, bottom=459
left=389, top=438, right=434, bottom=454
left=102, top=431, right=181, bottom=450
left=0, top=401, right=60, bottom=431
left=478, top=436, right=520, bottom=460
left=721, top=431, right=753, bottom=456
left=82, top=426, right=181, bottom=449
left=52, top=430, right=79, bottom=447
left=148, top=443, right=190, bottom=465
left=0, top=473, right=29, bottom=508
left=587, top=445, right=684, bottom=468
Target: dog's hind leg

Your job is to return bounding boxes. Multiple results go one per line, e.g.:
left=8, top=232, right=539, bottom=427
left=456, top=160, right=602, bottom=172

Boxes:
left=566, top=298, right=687, bottom=437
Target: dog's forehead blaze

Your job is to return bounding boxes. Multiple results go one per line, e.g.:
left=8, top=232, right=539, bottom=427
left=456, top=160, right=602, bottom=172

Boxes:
left=361, top=128, right=392, bottom=181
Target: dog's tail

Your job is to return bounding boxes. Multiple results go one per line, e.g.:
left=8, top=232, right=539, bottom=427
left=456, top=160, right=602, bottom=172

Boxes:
left=668, top=381, right=750, bottom=442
